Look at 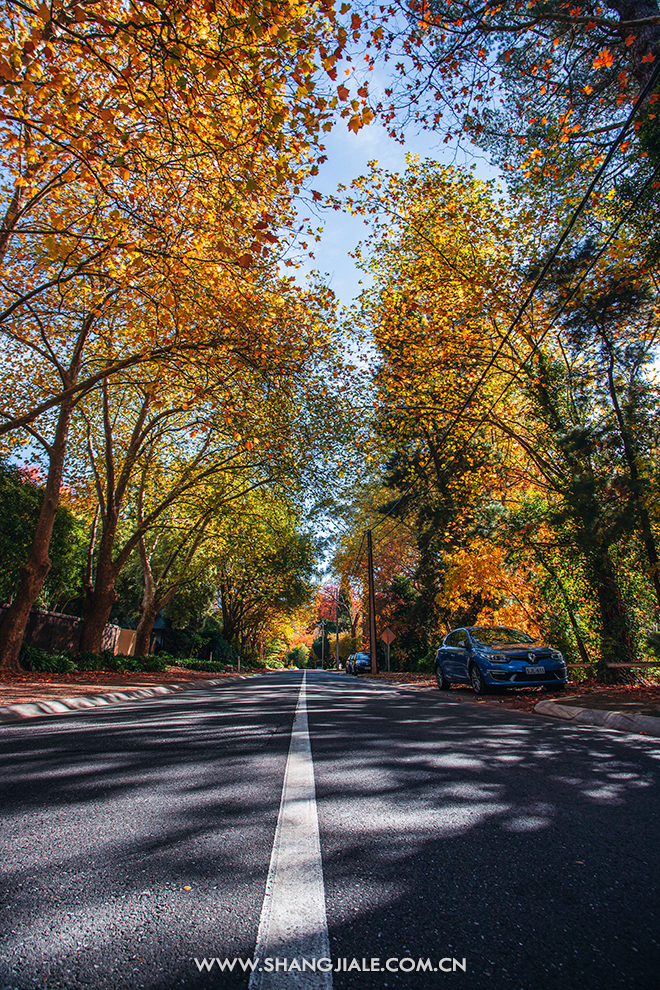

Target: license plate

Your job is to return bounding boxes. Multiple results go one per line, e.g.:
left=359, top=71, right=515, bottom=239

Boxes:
left=526, top=666, right=545, bottom=674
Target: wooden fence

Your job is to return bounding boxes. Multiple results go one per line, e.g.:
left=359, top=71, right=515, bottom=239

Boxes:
left=0, top=606, right=133, bottom=655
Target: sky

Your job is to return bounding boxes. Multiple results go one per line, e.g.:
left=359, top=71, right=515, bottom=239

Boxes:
left=292, top=117, right=499, bottom=310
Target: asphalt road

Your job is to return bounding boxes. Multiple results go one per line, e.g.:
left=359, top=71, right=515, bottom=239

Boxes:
left=1, top=671, right=659, bottom=990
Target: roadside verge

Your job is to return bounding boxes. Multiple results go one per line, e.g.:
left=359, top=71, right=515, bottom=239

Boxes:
left=534, top=698, right=660, bottom=738
left=0, top=675, right=254, bottom=725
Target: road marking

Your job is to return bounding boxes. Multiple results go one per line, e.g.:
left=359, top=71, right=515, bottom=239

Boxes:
left=249, top=672, right=332, bottom=988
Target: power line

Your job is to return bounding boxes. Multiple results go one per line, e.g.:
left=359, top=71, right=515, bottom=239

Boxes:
left=346, top=529, right=366, bottom=577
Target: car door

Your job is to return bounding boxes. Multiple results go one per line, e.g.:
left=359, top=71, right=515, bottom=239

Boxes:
left=452, top=629, right=471, bottom=682
left=439, top=631, right=464, bottom=681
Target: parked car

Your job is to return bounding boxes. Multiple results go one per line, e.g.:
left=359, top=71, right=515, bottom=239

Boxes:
left=346, top=652, right=372, bottom=675
left=435, top=626, right=567, bottom=695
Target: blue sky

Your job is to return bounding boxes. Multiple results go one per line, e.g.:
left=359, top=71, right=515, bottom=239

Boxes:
left=293, top=117, right=499, bottom=309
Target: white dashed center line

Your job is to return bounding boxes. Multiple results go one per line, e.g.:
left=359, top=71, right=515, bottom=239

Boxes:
left=249, top=672, right=332, bottom=988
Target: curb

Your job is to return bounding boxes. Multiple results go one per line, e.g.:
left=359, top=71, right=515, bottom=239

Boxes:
left=534, top=698, right=660, bottom=738
left=0, top=675, right=255, bottom=726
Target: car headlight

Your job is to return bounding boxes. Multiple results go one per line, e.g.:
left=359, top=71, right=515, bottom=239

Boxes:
left=476, top=652, right=508, bottom=664
left=550, top=651, right=564, bottom=662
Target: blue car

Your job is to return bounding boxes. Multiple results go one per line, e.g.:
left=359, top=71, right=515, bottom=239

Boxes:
left=346, top=652, right=372, bottom=675
left=435, top=626, right=568, bottom=695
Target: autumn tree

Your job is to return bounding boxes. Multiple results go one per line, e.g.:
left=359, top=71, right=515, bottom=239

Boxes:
left=347, top=156, right=660, bottom=676
left=72, top=281, right=343, bottom=654
left=0, top=0, right=362, bottom=669
left=370, top=0, right=660, bottom=172
left=212, top=492, right=317, bottom=656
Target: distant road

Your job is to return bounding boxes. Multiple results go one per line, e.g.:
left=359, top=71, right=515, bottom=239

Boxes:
left=1, top=671, right=658, bottom=989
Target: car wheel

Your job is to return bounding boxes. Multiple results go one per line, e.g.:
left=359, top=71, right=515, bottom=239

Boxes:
left=435, top=665, right=451, bottom=690
left=469, top=663, right=490, bottom=695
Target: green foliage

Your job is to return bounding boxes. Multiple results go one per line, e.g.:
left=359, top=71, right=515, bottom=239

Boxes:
left=74, top=652, right=168, bottom=673
left=20, top=646, right=168, bottom=673
left=0, top=461, right=87, bottom=610
left=19, top=645, right=77, bottom=673
left=163, top=576, right=216, bottom=631
left=311, top=634, right=329, bottom=663
left=414, top=651, right=436, bottom=674
left=645, top=631, right=660, bottom=660
left=286, top=645, right=309, bottom=667
left=167, top=658, right=226, bottom=672
left=216, top=493, right=318, bottom=647
left=197, top=614, right=239, bottom=664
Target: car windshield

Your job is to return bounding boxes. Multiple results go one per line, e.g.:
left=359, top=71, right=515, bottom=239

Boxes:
left=469, top=627, right=534, bottom=646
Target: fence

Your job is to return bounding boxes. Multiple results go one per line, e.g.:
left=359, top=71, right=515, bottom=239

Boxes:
left=0, top=606, right=132, bottom=655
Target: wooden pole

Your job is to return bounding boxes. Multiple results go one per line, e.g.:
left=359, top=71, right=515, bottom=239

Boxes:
left=367, top=530, right=377, bottom=675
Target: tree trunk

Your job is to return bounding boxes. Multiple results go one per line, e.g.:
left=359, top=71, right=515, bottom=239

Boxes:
left=0, top=310, right=96, bottom=670
left=79, top=579, right=117, bottom=654
left=538, top=556, right=591, bottom=665
left=133, top=585, right=177, bottom=659
left=602, top=339, right=660, bottom=607
left=0, top=396, right=75, bottom=671
left=134, top=601, right=160, bottom=657
left=80, top=536, right=118, bottom=653
left=134, top=531, right=157, bottom=657
left=589, top=550, right=637, bottom=683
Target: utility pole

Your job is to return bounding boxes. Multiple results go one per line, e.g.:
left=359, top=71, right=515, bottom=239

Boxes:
left=320, top=618, right=325, bottom=670
left=336, top=587, right=340, bottom=670
left=366, top=529, right=378, bottom=675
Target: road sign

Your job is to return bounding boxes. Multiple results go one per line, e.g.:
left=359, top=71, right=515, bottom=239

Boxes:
left=381, top=627, right=396, bottom=645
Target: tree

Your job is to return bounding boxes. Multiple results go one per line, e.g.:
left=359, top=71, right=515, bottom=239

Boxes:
left=116, top=510, right=218, bottom=659
left=346, top=155, right=660, bottom=676
left=0, top=0, right=354, bottom=669
left=0, top=461, right=86, bottom=611
left=74, top=328, right=324, bottom=653
left=213, top=494, right=317, bottom=656
left=373, top=1, right=660, bottom=169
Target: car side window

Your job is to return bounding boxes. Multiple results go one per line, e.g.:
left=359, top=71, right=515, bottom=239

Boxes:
left=455, top=631, right=469, bottom=648
left=445, top=632, right=459, bottom=647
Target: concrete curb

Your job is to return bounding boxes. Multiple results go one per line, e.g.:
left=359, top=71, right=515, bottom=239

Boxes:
left=0, top=675, right=254, bottom=725
left=534, top=698, right=660, bottom=738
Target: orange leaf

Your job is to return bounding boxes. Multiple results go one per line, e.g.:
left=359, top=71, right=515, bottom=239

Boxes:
left=593, top=48, right=614, bottom=68
left=642, top=52, right=656, bottom=63
left=337, top=84, right=349, bottom=100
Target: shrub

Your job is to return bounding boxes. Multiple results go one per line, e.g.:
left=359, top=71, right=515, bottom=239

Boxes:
left=414, top=651, right=436, bottom=673
left=20, top=647, right=169, bottom=674
left=20, top=645, right=77, bottom=673
left=71, top=649, right=116, bottom=671
left=167, top=658, right=226, bottom=672
left=120, top=655, right=167, bottom=673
